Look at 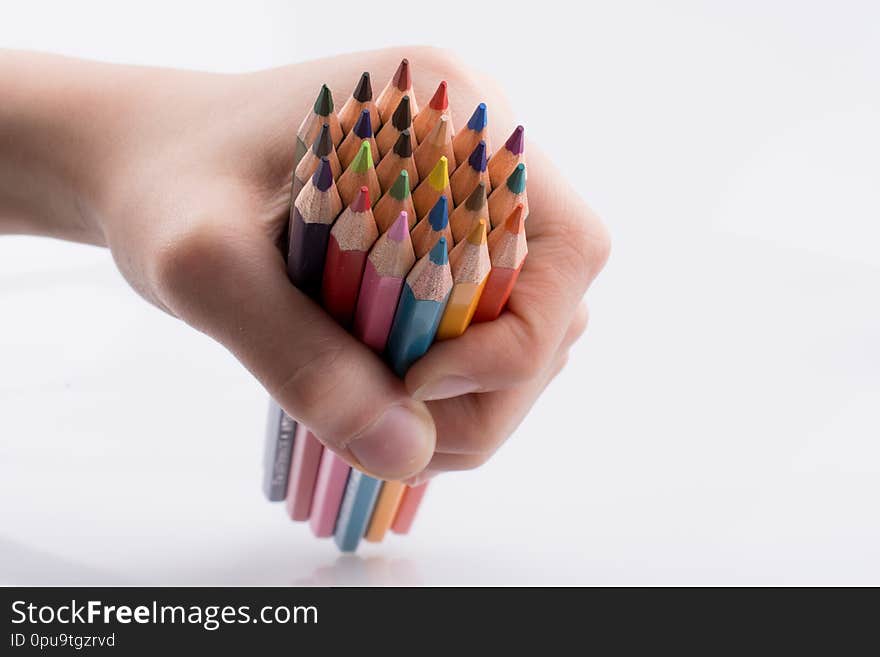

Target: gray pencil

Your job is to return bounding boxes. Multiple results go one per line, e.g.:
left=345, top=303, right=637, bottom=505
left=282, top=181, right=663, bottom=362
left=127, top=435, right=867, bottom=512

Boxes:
left=262, top=400, right=297, bottom=501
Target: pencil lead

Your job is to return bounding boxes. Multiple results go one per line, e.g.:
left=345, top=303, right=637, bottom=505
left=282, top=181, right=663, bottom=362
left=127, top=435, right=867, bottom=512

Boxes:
left=353, top=109, right=373, bottom=139
left=389, top=170, right=411, bottom=200
left=428, top=81, right=448, bottom=110
left=505, top=204, right=526, bottom=234
left=393, top=130, right=413, bottom=158
left=467, top=218, right=488, bottom=245
left=350, top=141, right=374, bottom=173
left=428, top=196, right=449, bottom=231
left=313, top=157, right=334, bottom=191
left=427, top=156, right=450, bottom=191
left=464, top=182, right=487, bottom=211
left=506, top=163, right=526, bottom=194
left=314, top=84, right=334, bottom=116
left=429, top=237, right=448, bottom=265
left=392, top=59, right=411, bottom=91
left=389, top=212, right=409, bottom=241
left=468, top=141, right=488, bottom=172
left=467, top=103, right=488, bottom=131
left=505, top=125, right=525, bottom=155
left=313, top=123, right=333, bottom=157
left=392, top=96, right=412, bottom=130
left=352, top=185, right=371, bottom=212
left=353, top=72, right=372, bottom=102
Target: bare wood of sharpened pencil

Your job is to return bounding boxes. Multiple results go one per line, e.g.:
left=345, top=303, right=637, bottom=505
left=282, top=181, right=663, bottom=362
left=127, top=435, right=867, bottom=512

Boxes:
left=413, top=115, right=456, bottom=179
left=295, top=85, right=343, bottom=170
left=376, top=95, right=417, bottom=158
left=450, top=140, right=491, bottom=206
left=375, top=59, right=419, bottom=124
left=373, top=170, right=417, bottom=233
left=412, top=81, right=452, bottom=143
left=375, top=129, right=418, bottom=192
left=449, top=181, right=488, bottom=244
left=337, top=140, right=382, bottom=209
left=338, top=72, right=380, bottom=136
left=292, top=123, right=341, bottom=203
left=337, top=109, right=379, bottom=170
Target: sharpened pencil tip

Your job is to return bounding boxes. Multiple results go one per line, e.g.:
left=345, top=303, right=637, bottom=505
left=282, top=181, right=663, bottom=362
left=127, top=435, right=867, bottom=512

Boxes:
left=505, top=125, right=525, bottom=155
left=393, top=130, right=413, bottom=158
left=389, top=212, right=409, bottom=241
left=353, top=72, right=372, bottom=102
left=429, top=237, right=448, bottom=265
left=393, top=59, right=411, bottom=91
left=428, top=81, right=448, bottom=110
left=468, top=141, right=488, bottom=172
left=389, top=169, right=410, bottom=200
left=467, top=103, right=488, bottom=131
left=352, top=186, right=371, bottom=212
left=350, top=140, right=374, bottom=173
left=428, top=195, right=449, bottom=231
left=314, top=84, right=334, bottom=115
left=313, top=123, right=333, bottom=157
left=427, top=156, right=450, bottom=191
left=313, top=157, right=334, bottom=191
left=466, top=218, right=488, bottom=245
left=506, top=163, right=526, bottom=193
left=505, top=204, right=526, bottom=234
left=464, top=181, right=487, bottom=211
left=353, top=109, right=373, bottom=139
left=392, top=96, right=412, bottom=130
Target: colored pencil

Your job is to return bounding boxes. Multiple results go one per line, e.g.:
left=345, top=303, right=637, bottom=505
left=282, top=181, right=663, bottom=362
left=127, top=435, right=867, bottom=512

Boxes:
left=452, top=102, right=491, bottom=164
left=285, top=424, right=323, bottom=520
left=391, top=482, right=429, bottom=534
left=337, top=109, right=379, bottom=170
left=295, top=84, right=343, bottom=171
left=338, top=72, right=380, bottom=136
left=473, top=204, right=527, bottom=322
left=337, top=140, right=382, bottom=209
left=487, top=124, right=525, bottom=190
left=292, top=123, right=342, bottom=204
left=375, top=129, right=418, bottom=193
left=412, top=81, right=451, bottom=143
left=435, top=219, right=491, bottom=340
left=414, top=115, right=456, bottom=179
left=386, top=237, right=453, bottom=376
left=449, top=181, right=488, bottom=244
left=334, top=469, right=382, bottom=552
left=412, top=155, right=452, bottom=220
left=449, top=140, right=491, bottom=206
left=364, top=481, right=406, bottom=543
left=321, top=186, right=379, bottom=327
left=373, top=169, right=416, bottom=233
left=376, top=95, right=417, bottom=158
left=375, top=59, right=419, bottom=124
left=287, top=158, right=343, bottom=297
left=411, top=195, right=453, bottom=259
left=262, top=400, right=297, bottom=501
left=353, top=212, right=416, bottom=353
left=309, top=449, right=352, bottom=537
left=488, top=162, right=528, bottom=229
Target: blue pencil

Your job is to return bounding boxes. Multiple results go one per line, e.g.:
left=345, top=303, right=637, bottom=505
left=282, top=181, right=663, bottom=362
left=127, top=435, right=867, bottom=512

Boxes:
left=334, top=469, right=383, bottom=552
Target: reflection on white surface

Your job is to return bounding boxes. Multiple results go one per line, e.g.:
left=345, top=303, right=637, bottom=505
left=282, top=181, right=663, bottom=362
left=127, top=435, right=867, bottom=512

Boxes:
left=1, top=1, right=879, bottom=584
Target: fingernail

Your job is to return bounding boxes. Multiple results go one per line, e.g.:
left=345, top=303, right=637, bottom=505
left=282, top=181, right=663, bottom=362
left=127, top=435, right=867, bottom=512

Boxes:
left=412, top=376, right=480, bottom=401
left=348, top=403, right=435, bottom=479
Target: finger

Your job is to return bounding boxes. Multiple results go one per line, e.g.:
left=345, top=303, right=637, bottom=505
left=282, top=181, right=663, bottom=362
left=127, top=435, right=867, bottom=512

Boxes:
left=151, top=201, right=435, bottom=480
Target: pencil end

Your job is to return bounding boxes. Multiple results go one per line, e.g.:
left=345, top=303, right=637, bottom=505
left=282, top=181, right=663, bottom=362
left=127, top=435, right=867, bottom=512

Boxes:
left=428, top=195, right=449, bottom=231
left=353, top=72, right=372, bottom=102
left=314, top=84, right=334, bottom=116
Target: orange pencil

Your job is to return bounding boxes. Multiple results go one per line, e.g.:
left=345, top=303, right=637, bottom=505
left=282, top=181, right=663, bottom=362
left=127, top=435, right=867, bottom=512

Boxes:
left=375, top=59, right=419, bottom=124
left=376, top=95, right=417, bottom=158
left=449, top=181, right=488, bottom=244
left=295, top=84, right=343, bottom=170
left=373, top=169, right=417, bottom=233
left=435, top=219, right=491, bottom=340
left=488, top=163, right=528, bottom=229
left=473, top=204, right=527, bottom=323
left=450, top=140, right=491, bottom=206
left=411, top=195, right=453, bottom=258
left=375, top=129, right=418, bottom=192
left=413, top=115, right=456, bottom=179
left=391, top=482, right=428, bottom=534
left=453, top=103, right=491, bottom=164
left=412, top=81, right=452, bottom=143
left=337, top=140, right=382, bottom=208
left=292, top=123, right=342, bottom=203
left=338, top=72, right=380, bottom=136
left=487, top=125, right=525, bottom=189
left=337, top=109, right=379, bottom=170
left=412, top=155, right=452, bottom=220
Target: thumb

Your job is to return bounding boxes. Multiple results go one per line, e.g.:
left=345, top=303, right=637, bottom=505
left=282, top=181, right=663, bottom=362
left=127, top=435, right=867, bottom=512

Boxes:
left=152, top=215, right=436, bottom=480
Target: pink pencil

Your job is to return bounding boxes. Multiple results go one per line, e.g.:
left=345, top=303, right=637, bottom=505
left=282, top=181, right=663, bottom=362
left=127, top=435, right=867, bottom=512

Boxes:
left=308, top=211, right=416, bottom=538
left=285, top=424, right=324, bottom=521
left=391, top=482, right=429, bottom=534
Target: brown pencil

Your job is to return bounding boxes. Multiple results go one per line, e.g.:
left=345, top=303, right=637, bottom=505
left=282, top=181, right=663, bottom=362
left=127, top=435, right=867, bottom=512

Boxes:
left=449, top=140, right=491, bottom=206
left=375, top=129, right=418, bottom=193
left=337, top=140, right=382, bottom=209
left=373, top=169, right=417, bottom=232
left=412, top=81, right=452, bottom=143
left=375, top=59, right=419, bottom=124
left=337, top=72, right=380, bottom=136
left=295, top=84, right=343, bottom=170
left=488, top=163, right=528, bottom=229
left=292, top=123, right=342, bottom=203
left=449, top=181, right=488, bottom=244
left=376, top=95, right=417, bottom=158
left=413, top=115, right=456, bottom=179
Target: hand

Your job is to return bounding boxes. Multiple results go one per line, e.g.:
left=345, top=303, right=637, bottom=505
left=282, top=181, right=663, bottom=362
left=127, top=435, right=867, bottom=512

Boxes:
left=0, top=48, right=609, bottom=482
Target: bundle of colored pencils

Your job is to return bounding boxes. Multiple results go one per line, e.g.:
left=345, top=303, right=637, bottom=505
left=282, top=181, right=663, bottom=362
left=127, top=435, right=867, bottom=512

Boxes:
left=263, top=59, right=529, bottom=552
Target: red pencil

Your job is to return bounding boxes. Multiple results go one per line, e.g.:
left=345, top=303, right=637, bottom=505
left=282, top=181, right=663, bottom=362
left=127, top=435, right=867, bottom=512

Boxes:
left=412, top=81, right=451, bottom=143
left=473, top=203, right=527, bottom=322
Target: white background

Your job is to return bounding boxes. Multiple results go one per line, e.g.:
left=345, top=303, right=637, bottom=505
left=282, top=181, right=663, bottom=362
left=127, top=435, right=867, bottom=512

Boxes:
left=1, top=1, right=878, bottom=585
